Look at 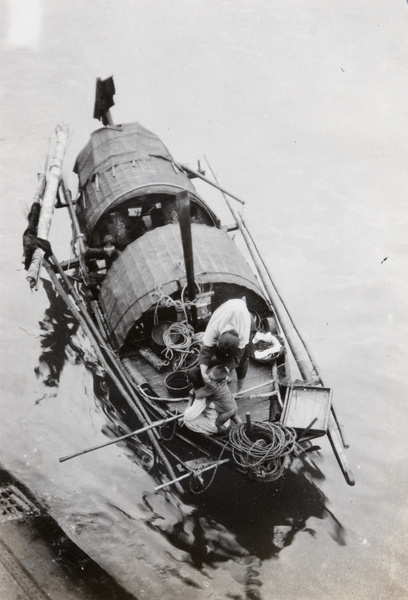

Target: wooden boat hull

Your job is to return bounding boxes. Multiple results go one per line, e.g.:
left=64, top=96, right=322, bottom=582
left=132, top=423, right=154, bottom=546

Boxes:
left=23, top=78, right=354, bottom=491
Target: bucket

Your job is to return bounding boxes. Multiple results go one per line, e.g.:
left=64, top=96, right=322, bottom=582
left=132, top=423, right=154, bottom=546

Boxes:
left=165, top=371, right=191, bottom=397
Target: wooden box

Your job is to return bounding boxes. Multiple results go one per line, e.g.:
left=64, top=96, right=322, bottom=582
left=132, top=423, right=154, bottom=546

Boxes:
left=280, top=386, right=332, bottom=436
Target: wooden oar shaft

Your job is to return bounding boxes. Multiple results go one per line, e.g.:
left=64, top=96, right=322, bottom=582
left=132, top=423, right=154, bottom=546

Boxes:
left=327, top=422, right=355, bottom=485
left=298, top=417, right=318, bottom=441
left=234, top=379, right=275, bottom=397
left=44, top=263, right=105, bottom=367
left=203, top=160, right=310, bottom=377
left=235, top=211, right=349, bottom=447
left=240, top=215, right=349, bottom=447
left=240, top=392, right=277, bottom=400
left=59, top=414, right=182, bottom=463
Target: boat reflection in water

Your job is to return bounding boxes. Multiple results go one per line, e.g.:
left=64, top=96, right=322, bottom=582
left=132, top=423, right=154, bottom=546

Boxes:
left=142, top=456, right=345, bottom=562
left=34, top=290, right=346, bottom=598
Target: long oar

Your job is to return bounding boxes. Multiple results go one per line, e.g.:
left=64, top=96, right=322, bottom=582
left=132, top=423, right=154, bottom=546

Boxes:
left=59, top=413, right=183, bottom=463
left=46, top=252, right=184, bottom=492
left=238, top=212, right=349, bottom=449
left=234, top=379, right=275, bottom=397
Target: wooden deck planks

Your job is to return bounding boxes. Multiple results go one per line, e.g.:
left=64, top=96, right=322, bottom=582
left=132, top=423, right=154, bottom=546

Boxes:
left=128, top=349, right=275, bottom=422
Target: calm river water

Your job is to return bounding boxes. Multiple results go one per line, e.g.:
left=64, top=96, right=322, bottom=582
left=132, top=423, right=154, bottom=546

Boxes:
left=1, top=1, right=408, bottom=599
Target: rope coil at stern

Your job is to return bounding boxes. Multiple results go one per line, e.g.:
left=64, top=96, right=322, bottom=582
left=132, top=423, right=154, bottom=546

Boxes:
left=228, top=422, right=297, bottom=482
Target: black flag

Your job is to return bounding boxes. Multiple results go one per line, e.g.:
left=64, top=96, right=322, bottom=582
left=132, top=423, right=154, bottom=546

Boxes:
left=93, top=76, right=115, bottom=124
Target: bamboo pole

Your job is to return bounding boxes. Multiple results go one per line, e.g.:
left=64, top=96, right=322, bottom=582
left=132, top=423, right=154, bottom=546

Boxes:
left=30, top=148, right=49, bottom=208
left=43, top=263, right=110, bottom=373
left=47, top=253, right=184, bottom=492
left=59, top=179, right=88, bottom=280
left=204, top=159, right=354, bottom=483
left=203, top=159, right=312, bottom=381
left=26, top=123, right=70, bottom=288
left=230, top=189, right=349, bottom=447
left=176, top=162, right=245, bottom=205
left=59, top=414, right=183, bottom=463
left=234, top=379, right=275, bottom=397
left=327, top=424, right=355, bottom=485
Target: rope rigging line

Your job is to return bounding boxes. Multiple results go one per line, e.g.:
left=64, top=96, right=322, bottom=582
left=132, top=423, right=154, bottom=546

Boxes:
left=189, top=444, right=229, bottom=494
left=152, top=281, right=210, bottom=325
left=162, top=321, right=200, bottom=370
left=228, top=421, right=297, bottom=482
left=151, top=283, right=209, bottom=370
left=137, top=385, right=190, bottom=402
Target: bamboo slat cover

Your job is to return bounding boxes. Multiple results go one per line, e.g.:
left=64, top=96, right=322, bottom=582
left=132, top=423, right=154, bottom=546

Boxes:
left=80, top=160, right=203, bottom=237
left=74, top=121, right=172, bottom=186
left=99, top=223, right=265, bottom=348
left=74, top=122, right=204, bottom=237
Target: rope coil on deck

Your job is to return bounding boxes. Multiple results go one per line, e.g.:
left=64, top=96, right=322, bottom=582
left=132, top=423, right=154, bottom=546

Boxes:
left=152, top=286, right=205, bottom=370
left=228, top=422, right=297, bottom=482
left=162, top=321, right=200, bottom=370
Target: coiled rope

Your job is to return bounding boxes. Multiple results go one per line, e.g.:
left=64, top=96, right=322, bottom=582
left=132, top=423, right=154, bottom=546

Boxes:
left=162, top=321, right=200, bottom=370
left=152, top=285, right=207, bottom=370
left=228, top=422, right=297, bottom=482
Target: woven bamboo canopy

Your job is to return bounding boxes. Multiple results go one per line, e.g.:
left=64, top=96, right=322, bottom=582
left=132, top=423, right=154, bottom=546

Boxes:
left=99, top=223, right=267, bottom=348
left=74, top=122, right=216, bottom=238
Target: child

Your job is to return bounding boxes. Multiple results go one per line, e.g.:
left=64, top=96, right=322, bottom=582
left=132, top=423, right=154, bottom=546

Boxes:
left=194, top=365, right=241, bottom=433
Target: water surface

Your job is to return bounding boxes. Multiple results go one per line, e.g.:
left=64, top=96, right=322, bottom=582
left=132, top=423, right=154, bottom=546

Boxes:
left=1, top=2, right=407, bottom=599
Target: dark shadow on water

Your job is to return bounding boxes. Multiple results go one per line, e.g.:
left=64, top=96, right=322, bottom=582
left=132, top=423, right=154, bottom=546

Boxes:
left=34, top=279, right=81, bottom=389
left=143, top=462, right=345, bottom=563
left=141, top=460, right=346, bottom=598
left=34, top=283, right=346, bottom=599
left=35, top=279, right=120, bottom=418
left=34, top=280, right=155, bottom=465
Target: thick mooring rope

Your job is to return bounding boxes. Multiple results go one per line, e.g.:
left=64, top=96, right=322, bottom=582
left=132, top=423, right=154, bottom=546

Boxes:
left=228, top=422, right=297, bottom=482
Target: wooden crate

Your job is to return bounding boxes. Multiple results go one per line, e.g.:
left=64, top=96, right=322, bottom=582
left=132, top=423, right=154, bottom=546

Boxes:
left=280, top=386, right=332, bottom=436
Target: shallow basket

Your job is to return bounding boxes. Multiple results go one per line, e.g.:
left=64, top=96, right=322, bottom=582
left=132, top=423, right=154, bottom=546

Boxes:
left=151, top=321, right=173, bottom=348
left=165, top=371, right=191, bottom=398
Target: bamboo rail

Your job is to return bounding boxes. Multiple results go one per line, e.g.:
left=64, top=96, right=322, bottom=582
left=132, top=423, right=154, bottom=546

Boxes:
left=203, top=159, right=354, bottom=485
left=59, top=179, right=89, bottom=281
left=45, top=251, right=184, bottom=493
left=176, top=162, right=245, bottom=205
